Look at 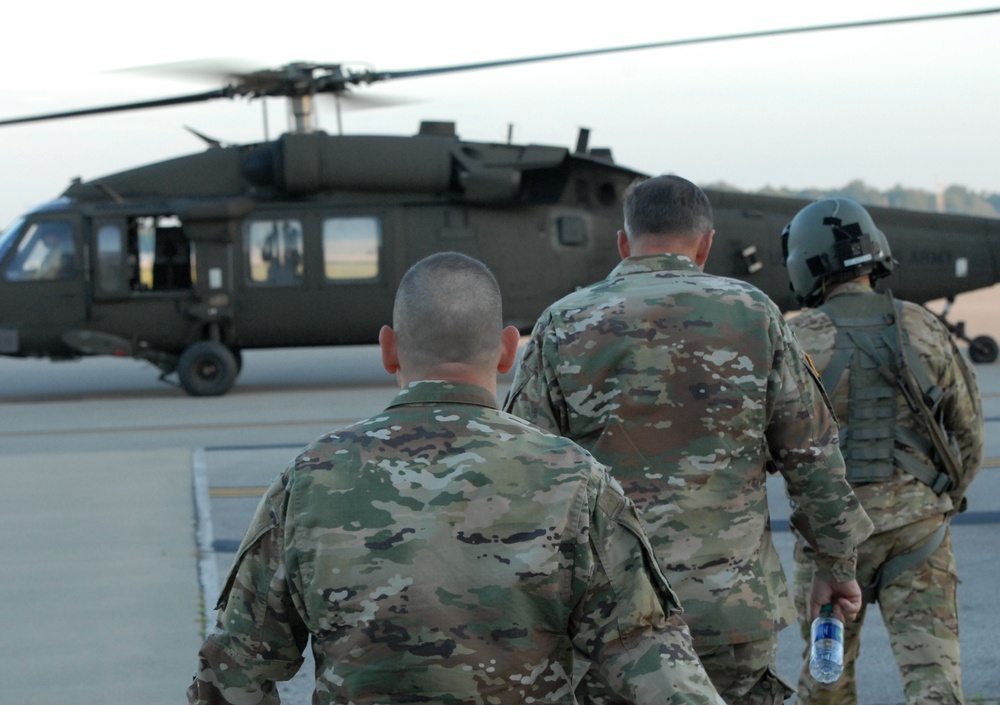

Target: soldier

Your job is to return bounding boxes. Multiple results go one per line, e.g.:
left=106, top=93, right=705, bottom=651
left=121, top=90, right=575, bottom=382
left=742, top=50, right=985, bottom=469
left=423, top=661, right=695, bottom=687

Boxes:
left=37, top=225, right=74, bottom=278
left=187, top=251, right=726, bottom=705
left=781, top=198, right=984, bottom=704
left=504, top=175, right=874, bottom=705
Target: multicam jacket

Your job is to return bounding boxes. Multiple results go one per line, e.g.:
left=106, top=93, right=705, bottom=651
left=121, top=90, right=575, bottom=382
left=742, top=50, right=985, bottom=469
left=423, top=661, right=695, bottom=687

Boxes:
left=188, top=380, right=724, bottom=705
left=788, top=281, right=984, bottom=532
left=505, top=253, right=873, bottom=647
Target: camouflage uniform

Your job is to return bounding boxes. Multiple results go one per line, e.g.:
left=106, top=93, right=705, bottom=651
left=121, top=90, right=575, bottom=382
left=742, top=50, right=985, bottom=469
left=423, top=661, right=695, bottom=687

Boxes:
left=505, top=253, right=873, bottom=704
left=788, top=281, right=984, bottom=704
left=188, top=379, right=726, bottom=705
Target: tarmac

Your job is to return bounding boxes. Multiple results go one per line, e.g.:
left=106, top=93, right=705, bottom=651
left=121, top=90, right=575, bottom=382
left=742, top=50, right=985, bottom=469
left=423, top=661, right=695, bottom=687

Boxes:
left=1, top=335, right=998, bottom=704
left=0, top=448, right=201, bottom=704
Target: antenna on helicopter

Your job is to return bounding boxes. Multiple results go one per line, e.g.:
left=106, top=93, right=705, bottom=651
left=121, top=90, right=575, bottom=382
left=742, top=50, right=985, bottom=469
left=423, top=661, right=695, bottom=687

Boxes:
left=183, top=125, right=224, bottom=149
left=334, top=95, right=344, bottom=136
left=261, top=97, right=270, bottom=142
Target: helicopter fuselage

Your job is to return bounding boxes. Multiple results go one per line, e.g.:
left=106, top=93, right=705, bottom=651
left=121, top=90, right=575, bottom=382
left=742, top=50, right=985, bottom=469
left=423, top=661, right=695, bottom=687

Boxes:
left=1, top=126, right=997, bottom=395
left=0, top=127, right=644, bottom=393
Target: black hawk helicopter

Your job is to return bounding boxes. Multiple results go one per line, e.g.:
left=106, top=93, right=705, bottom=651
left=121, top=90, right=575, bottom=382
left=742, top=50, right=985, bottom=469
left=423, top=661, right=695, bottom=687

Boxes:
left=1, top=8, right=998, bottom=395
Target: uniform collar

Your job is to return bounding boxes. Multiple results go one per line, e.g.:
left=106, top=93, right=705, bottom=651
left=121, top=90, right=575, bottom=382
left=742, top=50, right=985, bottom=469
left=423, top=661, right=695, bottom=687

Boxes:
left=609, top=252, right=700, bottom=278
left=825, top=280, right=875, bottom=300
left=386, top=380, right=499, bottom=410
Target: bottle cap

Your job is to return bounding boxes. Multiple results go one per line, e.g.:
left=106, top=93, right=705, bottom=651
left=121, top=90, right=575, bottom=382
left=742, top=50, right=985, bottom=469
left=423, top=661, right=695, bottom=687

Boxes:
left=820, top=604, right=833, bottom=616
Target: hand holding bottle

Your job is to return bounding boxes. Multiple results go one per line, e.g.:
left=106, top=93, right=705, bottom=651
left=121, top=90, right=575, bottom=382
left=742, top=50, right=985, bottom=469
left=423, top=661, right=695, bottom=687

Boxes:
left=809, top=604, right=845, bottom=683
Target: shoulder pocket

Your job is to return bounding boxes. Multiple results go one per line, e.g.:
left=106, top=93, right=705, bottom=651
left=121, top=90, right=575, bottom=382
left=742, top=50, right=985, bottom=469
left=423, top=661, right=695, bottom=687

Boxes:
left=596, top=484, right=681, bottom=615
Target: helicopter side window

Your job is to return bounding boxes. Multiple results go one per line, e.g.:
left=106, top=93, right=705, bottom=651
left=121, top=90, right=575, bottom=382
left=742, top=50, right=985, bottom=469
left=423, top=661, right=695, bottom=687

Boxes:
left=322, top=217, right=381, bottom=282
left=246, top=220, right=304, bottom=286
left=3, top=220, right=76, bottom=281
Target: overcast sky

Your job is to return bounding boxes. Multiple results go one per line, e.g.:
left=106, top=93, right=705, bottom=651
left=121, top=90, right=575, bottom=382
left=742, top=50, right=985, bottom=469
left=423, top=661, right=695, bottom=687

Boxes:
left=1, top=0, right=998, bottom=225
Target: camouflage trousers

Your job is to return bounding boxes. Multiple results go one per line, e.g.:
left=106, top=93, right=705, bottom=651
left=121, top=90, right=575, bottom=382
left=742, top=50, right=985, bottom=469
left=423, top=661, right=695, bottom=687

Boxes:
left=696, top=639, right=794, bottom=705
left=793, top=515, right=963, bottom=705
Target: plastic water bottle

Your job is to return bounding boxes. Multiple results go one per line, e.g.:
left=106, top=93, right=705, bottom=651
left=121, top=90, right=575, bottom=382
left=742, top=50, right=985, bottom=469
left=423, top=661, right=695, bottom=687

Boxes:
left=809, top=604, right=844, bottom=683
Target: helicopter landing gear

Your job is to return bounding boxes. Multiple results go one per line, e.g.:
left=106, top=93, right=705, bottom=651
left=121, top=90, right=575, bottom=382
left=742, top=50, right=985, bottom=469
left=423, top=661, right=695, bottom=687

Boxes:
left=176, top=341, right=240, bottom=396
left=936, top=298, right=998, bottom=364
left=969, top=335, right=999, bottom=364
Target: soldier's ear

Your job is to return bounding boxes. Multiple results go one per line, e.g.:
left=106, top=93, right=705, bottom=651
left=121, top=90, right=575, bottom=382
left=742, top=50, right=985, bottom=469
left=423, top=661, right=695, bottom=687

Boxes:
left=694, top=229, right=715, bottom=268
left=617, top=230, right=631, bottom=259
left=379, top=325, right=400, bottom=375
left=497, top=326, right=520, bottom=374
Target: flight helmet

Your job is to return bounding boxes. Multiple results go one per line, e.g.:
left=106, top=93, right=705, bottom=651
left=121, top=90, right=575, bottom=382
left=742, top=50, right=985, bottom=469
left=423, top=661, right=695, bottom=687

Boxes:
left=781, top=198, right=895, bottom=307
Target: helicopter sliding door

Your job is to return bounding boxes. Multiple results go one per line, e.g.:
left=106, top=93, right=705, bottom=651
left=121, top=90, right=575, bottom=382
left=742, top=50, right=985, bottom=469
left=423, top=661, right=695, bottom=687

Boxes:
left=318, top=214, right=393, bottom=342
left=235, top=215, right=311, bottom=348
left=235, top=210, right=392, bottom=348
left=0, top=216, right=87, bottom=357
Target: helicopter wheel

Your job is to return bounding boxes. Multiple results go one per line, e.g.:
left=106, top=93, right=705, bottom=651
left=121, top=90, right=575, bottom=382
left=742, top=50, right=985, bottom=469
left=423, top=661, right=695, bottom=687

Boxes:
left=177, top=341, right=240, bottom=396
left=968, top=335, right=999, bottom=364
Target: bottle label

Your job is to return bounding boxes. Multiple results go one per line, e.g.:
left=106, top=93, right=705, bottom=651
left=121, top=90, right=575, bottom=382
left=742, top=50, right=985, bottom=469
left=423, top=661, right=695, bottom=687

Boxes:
left=814, top=620, right=843, bottom=642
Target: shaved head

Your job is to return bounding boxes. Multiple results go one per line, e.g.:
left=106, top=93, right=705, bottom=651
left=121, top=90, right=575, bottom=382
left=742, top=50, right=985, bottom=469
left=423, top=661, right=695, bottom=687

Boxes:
left=392, top=252, right=504, bottom=373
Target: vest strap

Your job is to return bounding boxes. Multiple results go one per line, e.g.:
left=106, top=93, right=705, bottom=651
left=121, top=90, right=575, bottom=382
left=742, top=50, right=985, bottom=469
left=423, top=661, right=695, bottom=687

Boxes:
left=861, top=520, right=948, bottom=604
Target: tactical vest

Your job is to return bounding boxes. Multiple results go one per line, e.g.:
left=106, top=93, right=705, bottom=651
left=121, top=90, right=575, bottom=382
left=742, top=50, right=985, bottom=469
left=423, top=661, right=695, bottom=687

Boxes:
left=818, top=291, right=951, bottom=494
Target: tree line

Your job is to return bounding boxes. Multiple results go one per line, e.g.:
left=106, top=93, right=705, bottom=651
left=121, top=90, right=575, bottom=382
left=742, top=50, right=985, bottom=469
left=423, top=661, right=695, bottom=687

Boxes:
left=705, top=179, right=1000, bottom=219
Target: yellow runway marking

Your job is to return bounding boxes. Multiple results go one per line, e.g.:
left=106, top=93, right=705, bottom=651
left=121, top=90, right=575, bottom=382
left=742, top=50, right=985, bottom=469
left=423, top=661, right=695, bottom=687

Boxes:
left=209, top=487, right=268, bottom=498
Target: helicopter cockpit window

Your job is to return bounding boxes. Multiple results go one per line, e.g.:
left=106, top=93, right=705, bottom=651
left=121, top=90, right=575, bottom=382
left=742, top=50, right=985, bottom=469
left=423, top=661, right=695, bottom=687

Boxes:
left=3, top=220, right=76, bottom=281
left=323, top=217, right=381, bottom=282
left=0, top=216, right=26, bottom=264
left=246, top=220, right=304, bottom=286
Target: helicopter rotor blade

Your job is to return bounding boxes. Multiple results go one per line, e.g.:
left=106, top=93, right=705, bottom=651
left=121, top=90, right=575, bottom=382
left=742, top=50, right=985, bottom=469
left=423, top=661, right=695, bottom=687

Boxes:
left=323, top=92, right=419, bottom=111
left=365, top=6, right=1000, bottom=84
left=110, top=57, right=270, bottom=84
left=0, top=88, right=238, bottom=127
left=1, top=6, right=997, bottom=127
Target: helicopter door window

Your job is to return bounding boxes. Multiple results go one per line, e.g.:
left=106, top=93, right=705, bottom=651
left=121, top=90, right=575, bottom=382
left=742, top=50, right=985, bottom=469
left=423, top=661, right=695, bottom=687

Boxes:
left=322, top=217, right=381, bottom=281
left=3, top=220, right=76, bottom=281
left=556, top=216, right=588, bottom=247
left=103, top=215, right=195, bottom=293
left=246, top=220, right=304, bottom=286
left=97, top=225, right=127, bottom=294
